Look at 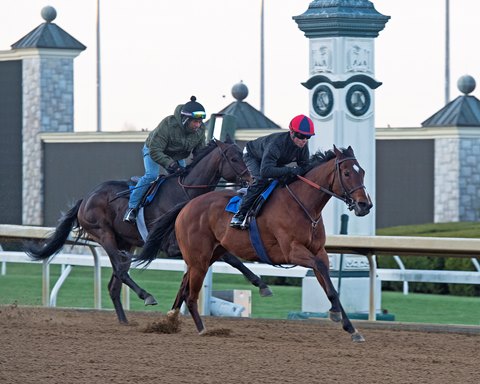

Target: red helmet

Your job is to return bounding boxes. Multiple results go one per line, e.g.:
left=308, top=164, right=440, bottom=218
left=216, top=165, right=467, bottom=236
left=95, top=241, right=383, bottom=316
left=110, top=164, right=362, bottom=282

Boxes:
left=289, top=115, right=315, bottom=136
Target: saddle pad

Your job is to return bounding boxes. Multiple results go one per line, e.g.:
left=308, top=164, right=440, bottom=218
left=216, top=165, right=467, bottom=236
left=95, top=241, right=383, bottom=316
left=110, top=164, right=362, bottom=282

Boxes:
left=224, top=180, right=279, bottom=214
left=226, top=195, right=241, bottom=214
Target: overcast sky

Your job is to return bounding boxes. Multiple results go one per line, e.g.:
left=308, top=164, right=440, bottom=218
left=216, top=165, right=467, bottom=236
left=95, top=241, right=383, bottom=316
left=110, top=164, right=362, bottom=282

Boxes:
left=1, top=0, right=479, bottom=131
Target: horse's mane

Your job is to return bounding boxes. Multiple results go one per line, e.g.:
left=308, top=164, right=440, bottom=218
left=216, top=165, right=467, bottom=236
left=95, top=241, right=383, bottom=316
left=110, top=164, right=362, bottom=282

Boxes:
left=184, top=140, right=218, bottom=172
left=303, top=146, right=353, bottom=173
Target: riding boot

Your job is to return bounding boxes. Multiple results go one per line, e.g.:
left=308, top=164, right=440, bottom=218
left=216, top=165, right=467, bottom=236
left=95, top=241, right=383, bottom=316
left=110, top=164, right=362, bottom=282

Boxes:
left=123, top=207, right=138, bottom=223
left=230, top=180, right=268, bottom=230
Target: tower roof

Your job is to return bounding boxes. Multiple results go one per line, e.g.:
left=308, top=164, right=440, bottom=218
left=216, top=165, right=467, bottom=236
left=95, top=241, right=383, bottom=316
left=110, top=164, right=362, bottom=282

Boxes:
left=422, top=75, right=480, bottom=127
left=11, top=6, right=86, bottom=51
left=216, top=100, right=281, bottom=130
left=213, top=82, right=281, bottom=129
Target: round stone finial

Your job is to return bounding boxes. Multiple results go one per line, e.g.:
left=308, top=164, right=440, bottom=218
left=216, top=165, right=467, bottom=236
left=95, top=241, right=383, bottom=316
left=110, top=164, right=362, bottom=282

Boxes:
left=41, top=6, right=57, bottom=23
left=457, top=75, right=476, bottom=95
left=232, top=81, right=248, bottom=101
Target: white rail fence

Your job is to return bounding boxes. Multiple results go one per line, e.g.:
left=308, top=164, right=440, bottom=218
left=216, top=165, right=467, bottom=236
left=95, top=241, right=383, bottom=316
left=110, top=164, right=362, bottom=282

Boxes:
left=1, top=224, right=480, bottom=320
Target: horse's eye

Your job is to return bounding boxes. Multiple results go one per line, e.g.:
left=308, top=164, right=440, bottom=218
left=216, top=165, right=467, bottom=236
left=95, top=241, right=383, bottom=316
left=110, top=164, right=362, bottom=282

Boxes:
left=231, top=158, right=238, bottom=163
left=344, top=170, right=350, bottom=177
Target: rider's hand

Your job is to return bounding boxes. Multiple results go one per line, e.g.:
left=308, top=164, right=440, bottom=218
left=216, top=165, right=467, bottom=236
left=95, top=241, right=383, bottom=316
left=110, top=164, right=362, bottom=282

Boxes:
left=167, top=162, right=182, bottom=174
left=290, top=166, right=302, bottom=176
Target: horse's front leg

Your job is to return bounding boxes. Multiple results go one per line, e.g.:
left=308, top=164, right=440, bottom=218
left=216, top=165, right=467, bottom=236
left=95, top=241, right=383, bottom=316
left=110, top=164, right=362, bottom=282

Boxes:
left=105, top=244, right=158, bottom=307
left=313, top=252, right=365, bottom=343
left=185, top=266, right=208, bottom=335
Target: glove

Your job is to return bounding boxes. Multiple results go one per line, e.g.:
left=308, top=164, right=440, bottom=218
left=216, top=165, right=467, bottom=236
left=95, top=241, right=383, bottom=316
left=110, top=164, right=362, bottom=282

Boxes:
left=166, top=162, right=182, bottom=175
left=279, top=170, right=299, bottom=186
left=290, top=166, right=302, bottom=176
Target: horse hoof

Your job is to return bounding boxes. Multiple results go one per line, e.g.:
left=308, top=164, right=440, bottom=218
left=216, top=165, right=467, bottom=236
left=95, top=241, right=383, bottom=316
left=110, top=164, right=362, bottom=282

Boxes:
left=199, top=328, right=207, bottom=336
left=259, top=287, right=273, bottom=297
left=144, top=295, right=158, bottom=306
left=351, top=331, right=365, bottom=343
left=328, top=311, right=342, bottom=322
left=167, top=309, right=179, bottom=319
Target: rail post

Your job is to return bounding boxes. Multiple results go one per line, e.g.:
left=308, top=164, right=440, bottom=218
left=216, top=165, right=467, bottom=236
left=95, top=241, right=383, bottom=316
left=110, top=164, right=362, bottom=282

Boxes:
left=337, top=214, right=349, bottom=297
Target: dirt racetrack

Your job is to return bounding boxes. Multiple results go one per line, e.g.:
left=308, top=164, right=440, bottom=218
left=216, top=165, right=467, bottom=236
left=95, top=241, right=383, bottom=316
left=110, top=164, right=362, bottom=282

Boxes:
left=0, top=305, right=478, bottom=384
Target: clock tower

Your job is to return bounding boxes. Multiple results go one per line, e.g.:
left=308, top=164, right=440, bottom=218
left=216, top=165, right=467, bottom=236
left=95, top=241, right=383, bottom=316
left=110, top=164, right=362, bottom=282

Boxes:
left=294, top=1, right=389, bottom=316
left=294, top=0, right=389, bottom=236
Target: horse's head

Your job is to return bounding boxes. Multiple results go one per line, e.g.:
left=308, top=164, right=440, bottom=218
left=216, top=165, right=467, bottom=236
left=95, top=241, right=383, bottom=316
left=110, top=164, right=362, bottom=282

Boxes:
left=214, top=138, right=252, bottom=185
left=332, top=145, right=373, bottom=217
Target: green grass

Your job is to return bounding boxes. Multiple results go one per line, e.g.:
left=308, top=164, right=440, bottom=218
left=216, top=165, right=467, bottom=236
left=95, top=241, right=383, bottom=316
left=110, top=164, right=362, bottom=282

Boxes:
left=377, top=221, right=480, bottom=238
left=1, top=261, right=479, bottom=325
left=381, top=291, right=480, bottom=326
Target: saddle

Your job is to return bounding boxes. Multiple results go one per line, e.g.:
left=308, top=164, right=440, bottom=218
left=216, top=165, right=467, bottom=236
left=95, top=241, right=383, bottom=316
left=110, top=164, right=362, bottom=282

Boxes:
left=226, top=180, right=280, bottom=265
left=226, top=179, right=279, bottom=219
left=126, top=176, right=166, bottom=208
left=115, top=176, right=167, bottom=242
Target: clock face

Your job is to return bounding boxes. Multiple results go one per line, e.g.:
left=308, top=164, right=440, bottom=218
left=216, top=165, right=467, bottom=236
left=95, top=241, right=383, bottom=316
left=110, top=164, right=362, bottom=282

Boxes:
left=346, top=84, right=371, bottom=116
left=312, top=85, right=334, bottom=117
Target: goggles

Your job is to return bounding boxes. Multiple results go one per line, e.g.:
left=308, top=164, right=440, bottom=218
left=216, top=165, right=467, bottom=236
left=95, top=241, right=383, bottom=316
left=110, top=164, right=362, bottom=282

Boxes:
left=293, top=132, right=311, bottom=140
left=190, top=111, right=206, bottom=119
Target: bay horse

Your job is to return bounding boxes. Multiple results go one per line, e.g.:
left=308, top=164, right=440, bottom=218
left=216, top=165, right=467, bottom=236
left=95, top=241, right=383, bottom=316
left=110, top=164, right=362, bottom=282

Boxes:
left=25, top=138, right=272, bottom=324
left=134, top=145, right=373, bottom=342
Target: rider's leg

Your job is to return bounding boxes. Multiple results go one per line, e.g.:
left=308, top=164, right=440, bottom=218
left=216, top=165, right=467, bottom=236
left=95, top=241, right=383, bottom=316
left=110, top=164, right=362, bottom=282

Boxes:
left=124, top=144, right=160, bottom=223
left=230, top=152, right=263, bottom=229
left=230, top=179, right=268, bottom=229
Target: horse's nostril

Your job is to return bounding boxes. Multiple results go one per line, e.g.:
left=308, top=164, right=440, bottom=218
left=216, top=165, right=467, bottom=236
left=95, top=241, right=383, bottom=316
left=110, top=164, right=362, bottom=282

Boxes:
left=358, top=201, right=372, bottom=210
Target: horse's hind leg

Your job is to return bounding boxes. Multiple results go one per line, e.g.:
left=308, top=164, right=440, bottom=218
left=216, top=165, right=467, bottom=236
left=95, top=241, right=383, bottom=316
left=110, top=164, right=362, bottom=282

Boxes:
left=168, top=272, right=190, bottom=319
left=313, top=258, right=364, bottom=342
left=221, top=253, right=273, bottom=297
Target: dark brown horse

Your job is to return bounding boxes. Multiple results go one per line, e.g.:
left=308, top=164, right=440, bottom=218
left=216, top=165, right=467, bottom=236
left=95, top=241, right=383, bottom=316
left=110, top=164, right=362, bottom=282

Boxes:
left=135, top=146, right=373, bottom=342
left=25, top=138, right=272, bottom=324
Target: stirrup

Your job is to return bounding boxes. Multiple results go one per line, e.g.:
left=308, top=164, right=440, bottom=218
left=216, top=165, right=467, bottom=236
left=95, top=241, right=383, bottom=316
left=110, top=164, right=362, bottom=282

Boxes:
left=123, top=208, right=137, bottom=223
left=230, top=213, right=248, bottom=230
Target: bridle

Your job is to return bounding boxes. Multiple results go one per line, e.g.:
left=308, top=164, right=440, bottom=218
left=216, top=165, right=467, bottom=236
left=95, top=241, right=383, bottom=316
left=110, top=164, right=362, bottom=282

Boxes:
left=216, top=141, right=250, bottom=183
left=285, top=156, right=366, bottom=227
left=177, top=140, right=249, bottom=196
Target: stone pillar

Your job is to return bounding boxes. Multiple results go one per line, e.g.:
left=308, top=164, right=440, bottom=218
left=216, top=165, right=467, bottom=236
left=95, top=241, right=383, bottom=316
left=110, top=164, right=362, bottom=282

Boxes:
left=293, top=1, right=389, bottom=315
left=435, top=137, right=480, bottom=223
left=427, top=75, right=480, bottom=223
left=5, top=6, right=85, bottom=225
left=22, top=54, right=77, bottom=224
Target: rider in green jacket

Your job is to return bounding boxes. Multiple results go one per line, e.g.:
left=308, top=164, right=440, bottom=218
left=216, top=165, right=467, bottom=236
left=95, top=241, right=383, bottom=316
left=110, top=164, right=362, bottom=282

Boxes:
left=124, top=96, right=207, bottom=223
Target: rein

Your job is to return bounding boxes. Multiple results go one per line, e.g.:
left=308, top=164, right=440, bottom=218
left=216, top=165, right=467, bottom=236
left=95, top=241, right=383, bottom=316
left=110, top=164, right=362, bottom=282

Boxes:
left=285, top=156, right=365, bottom=227
left=285, top=184, right=322, bottom=229
left=297, top=156, right=365, bottom=211
left=177, top=178, right=242, bottom=190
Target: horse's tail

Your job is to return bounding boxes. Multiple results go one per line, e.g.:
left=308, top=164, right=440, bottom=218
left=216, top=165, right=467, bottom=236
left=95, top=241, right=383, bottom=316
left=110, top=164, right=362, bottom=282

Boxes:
left=24, top=199, right=83, bottom=261
left=134, top=201, right=188, bottom=267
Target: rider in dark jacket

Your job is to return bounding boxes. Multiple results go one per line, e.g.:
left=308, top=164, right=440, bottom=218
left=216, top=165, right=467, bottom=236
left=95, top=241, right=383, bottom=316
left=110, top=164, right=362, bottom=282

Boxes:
left=230, top=114, right=315, bottom=229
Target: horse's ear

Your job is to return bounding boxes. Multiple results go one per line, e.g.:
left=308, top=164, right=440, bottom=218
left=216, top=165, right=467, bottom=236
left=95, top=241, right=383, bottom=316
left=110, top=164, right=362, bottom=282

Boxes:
left=333, top=145, right=340, bottom=156
left=225, top=134, right=234, bottom=144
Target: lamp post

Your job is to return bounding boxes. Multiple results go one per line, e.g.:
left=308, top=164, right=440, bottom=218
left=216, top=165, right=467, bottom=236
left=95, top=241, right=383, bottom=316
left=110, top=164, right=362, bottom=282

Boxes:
left=96, top=0, right=102, bottom=132
left=445, top=0, right=450, bottom=105
left=260, top=0, right=265, bottom=114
